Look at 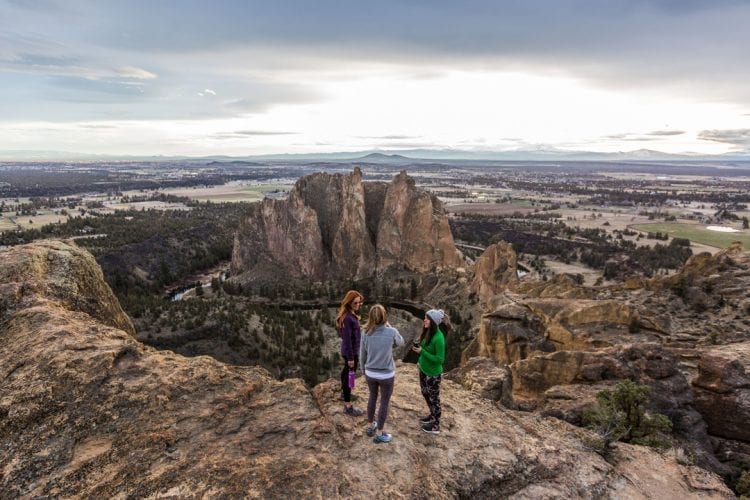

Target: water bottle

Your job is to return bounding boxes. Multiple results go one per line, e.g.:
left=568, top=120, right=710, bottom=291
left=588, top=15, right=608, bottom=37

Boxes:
left=348, top=369, right=356, bottom=389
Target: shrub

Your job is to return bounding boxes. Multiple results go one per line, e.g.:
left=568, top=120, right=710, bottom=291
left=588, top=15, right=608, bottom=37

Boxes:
left=736, top=470, right=750, bottom=498
left=583, top=380, right=672, bottom=453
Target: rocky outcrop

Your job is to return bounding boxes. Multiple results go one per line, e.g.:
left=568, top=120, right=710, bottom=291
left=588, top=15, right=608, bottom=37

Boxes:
left=0, top=241, right=732, bottom=498
left=462, top=296, right=656, bottom=367
left=471, top=241, right=518, bottom=304
left=692, top=342, right=750, bottom=442
left=515, top=272, right=595, bottom=300
left=455, top=242, right=750, bottom=483
left=508, top=344, right=690, bottom=409
left=445, top=356, right=513, bottom=407
left=231, top=168, right=463, bottom=282
left=0, top=239, right=133, bottom=334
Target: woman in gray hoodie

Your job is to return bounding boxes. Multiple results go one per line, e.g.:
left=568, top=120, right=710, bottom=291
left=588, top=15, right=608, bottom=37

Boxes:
left=359, top=304, right=404, bottom=443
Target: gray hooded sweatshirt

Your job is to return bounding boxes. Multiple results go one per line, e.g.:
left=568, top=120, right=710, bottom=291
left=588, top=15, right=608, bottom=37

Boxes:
left=359, top=324, right=404, bottom=379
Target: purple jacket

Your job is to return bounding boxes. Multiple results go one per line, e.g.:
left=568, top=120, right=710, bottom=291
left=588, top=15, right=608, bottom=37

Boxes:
left=339, top=312, right=361, bottom=360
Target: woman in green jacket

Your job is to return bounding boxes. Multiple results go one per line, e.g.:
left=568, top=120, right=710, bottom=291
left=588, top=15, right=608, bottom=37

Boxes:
left=411, top=308, right=445, bottom=434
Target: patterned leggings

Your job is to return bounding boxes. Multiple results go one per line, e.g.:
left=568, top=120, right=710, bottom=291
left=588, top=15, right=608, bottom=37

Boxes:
left=419, top=369, right=442, bottom=427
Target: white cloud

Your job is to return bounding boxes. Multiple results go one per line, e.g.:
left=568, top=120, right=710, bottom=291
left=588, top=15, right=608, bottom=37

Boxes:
left=115, top=66, right=157, bottom=80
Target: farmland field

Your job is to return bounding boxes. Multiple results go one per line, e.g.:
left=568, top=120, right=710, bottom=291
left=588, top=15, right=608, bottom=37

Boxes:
left=630, top=222, right=750, bottom=249
left=159, top=182, right=292, bottom=202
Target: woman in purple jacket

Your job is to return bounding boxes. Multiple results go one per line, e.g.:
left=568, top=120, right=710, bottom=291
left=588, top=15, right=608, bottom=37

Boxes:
left=336, top=290, right=364, bottom=416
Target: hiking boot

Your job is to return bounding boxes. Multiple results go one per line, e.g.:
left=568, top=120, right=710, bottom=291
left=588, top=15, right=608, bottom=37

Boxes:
left=419, top=415, right=432, bottom=424
left=373, top=433, right=393, bottom=443
left=344, top=406, right=363, bottom=417
left=365, top=422, right=378, bottom=437
left=421, top=423, right=440, bottom=435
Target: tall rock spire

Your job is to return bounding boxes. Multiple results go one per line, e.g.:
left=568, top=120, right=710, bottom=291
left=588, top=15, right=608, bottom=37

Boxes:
left=231, top=169, right=464, bottom=282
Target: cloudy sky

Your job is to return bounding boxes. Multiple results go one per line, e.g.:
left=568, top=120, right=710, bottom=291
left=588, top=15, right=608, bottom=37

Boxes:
left=1, top=0, right=750, bottom=158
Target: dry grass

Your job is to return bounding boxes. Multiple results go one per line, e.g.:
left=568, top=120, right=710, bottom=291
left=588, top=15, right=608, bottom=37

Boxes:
left=159, top=182, right=292, bottom=202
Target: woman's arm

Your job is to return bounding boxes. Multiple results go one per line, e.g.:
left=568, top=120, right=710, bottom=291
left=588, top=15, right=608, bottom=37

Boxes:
left=340, top=314, right=354, bottom=360
left=359, top=335, right=367, bottom=368
left=419, top=334, right=445, bottom=364
left=392, top=328, right=404, bottom=347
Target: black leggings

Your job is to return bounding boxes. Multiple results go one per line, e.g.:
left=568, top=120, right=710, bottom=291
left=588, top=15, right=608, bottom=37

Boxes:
left=419, top=369, right=442, bottom=427
left=340, top=355, right=359, bottom=403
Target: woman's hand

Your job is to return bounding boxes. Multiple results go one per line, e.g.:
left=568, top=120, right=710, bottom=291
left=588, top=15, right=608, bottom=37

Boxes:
left=412, top=345, right=421, bottom=354
left=347, top=359, right=355, bottom=368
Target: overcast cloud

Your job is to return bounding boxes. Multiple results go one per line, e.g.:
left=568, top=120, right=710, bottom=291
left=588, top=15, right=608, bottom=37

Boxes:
left=1, top=0, right=749, bottom=156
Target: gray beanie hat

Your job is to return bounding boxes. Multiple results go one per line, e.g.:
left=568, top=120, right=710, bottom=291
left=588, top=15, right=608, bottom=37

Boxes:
left=426, top=309, right=444, bottom=325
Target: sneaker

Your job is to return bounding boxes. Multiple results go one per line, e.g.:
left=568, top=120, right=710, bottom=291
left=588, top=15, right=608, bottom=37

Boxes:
left=421, top=423, right=440, bottom=435
left=419, top=415, right=432, bottom=424
left=365, top=422, right=378, bottom=437
left=344, top=406, right=363, bottom=417
left=373, top=433, right=393, bottom=443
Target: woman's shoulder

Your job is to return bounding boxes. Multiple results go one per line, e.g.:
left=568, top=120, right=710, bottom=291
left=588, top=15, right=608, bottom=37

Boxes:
left=345, top=312, right=360, bottom=324
left=372, top=324, right=398, bottom=334
left=383, top=325, right=400, bottom=336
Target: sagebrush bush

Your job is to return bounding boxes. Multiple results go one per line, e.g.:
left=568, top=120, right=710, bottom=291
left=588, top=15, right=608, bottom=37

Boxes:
left=583, top=379, right=672, bottom=452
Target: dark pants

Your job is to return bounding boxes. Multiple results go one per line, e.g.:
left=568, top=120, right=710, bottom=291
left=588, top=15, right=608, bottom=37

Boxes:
left=340, top=355, right=359, bottom=403
left=419, top=369, right=442, bottom=427
left=365, top=375, right=395, bottom=431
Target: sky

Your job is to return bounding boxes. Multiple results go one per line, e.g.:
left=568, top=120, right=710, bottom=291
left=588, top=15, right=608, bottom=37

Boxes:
left=1, top=0, right=750, bottom=159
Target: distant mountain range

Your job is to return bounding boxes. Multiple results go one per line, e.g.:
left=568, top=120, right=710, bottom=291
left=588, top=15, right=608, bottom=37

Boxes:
left=1, top=148, right=749, bottom=163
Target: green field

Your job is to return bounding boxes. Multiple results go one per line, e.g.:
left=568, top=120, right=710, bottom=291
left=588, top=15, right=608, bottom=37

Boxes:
left=630, top=223, right=750, bottom=250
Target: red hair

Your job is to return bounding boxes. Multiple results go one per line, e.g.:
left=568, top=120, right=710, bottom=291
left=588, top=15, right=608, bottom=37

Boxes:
left=335, top=290, right=363, bottom=329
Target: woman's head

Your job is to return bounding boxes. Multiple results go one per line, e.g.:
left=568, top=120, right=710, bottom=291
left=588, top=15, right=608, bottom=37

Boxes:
left=363, top=304, right=388, bottom=333
left=336, top=290, right=364, bottom=328
left=422, top=308, right=444, bottom=342
left=426, top=309, right=444, bottom=325
left=342, top=290, right=363, bottom=312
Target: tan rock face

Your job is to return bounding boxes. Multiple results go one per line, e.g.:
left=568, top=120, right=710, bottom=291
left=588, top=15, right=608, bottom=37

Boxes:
left=509, top=343, right=686, bottom=405
left=463, top=296, right=645, bottom=367
left=230, top=189, right=328, bottom=281
left=231, top=168, right=463, bottom=282
left=0, top=239, right=133, bottom=334
left=471, top=241, right=518, bottom=304
left=0, top=241, right=732, bottom=498
left=377, top=171, right=463, bottom=273
left=692, top=342, right=750, bottom=441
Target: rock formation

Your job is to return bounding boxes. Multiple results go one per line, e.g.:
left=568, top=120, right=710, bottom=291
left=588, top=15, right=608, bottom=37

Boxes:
left=455, top=242, right=750, bottom=482
left=231, top=168, right=463, bottom=282
left=471, top=240, right=518, bottom=304
left=0, top=240, right=732, bottom=498
left=692, top=343, right=750, bottom=442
